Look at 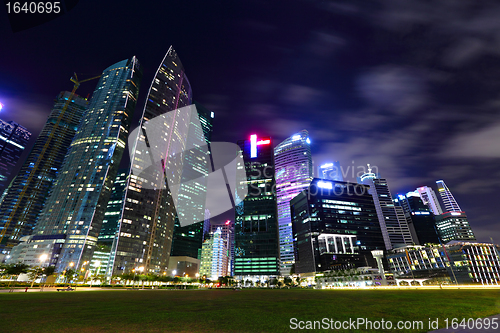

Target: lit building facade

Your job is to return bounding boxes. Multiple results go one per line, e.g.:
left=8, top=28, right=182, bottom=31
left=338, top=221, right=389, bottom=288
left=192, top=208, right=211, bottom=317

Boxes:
left=290, top=178, right=385, bottom=274
left=28, top=57, right=142, bottom=273
left=0, top=92, right=88, bottom=254
left=387, top=242, right=500, bottom=285
left=436, top=180, right=461, bottom=212
left=0, top=119, right=31, bottom=196
left=416, top=186, right=443, bottom=216
left=170, top=102, right=214, bottom=260
left=274, top=130, right=312, bottom=275
left=209, top=220, right=234, bottom=275
left=199, top=227, right=229, bottom=280
left=359, top=168, right=413, bottom=250
left=108, top=47, right=195, bottom=276
left=234, top=134, right=279, bottom=278
left=435, top=211, right=475, bottom=243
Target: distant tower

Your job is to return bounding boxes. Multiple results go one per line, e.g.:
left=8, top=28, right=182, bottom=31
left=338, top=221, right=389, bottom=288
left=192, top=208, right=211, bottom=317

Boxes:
left=0, top=120, right=31, bottom=196
left=436, top=180, right=461, bottom=212
left=359, top=166, right=413, bottom=250
left=0, top=92, right=87, bottom=253
left=200, top=227, right=229, bottom=280
left=318, top=161, right=343, bottom=181
left=416, top=186, right=443, bottom=215
left=274, top=130, right=312, bottom=275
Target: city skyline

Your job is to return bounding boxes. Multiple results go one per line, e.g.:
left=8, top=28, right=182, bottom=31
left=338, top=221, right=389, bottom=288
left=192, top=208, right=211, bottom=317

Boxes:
left=1, top=0, right=499, bottom=246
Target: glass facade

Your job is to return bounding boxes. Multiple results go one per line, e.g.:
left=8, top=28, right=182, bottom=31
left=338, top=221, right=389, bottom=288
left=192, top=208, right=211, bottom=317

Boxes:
left=32, top=57, right=142, bottom=273
left=360, top=174, right=414, bottom=250
left=0, top=92, right=87, bottom=253
left=274, top=130, right=312, bottom=275
left=436, top=180, right=461, bottom=212
left=108, top=47, right=193, bottom=276
left=290, top=178, right=385, bottom=274
left=0, top=120, right=31, bottom=196
left=435, top=211, right=476, bottom=242
left=199, top=227, right=229, bottom=280
left=170, top=102, right=214, bottom=259
left=234, top=135, right=279, bottom=277
left=416, top=186, right=443, bottom=216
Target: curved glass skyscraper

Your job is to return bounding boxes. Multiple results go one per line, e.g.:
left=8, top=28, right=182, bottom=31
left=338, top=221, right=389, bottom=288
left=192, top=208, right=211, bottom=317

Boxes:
left=274, top=130, right=312, bottom=275
left=108, top=47, right=195, bottom=276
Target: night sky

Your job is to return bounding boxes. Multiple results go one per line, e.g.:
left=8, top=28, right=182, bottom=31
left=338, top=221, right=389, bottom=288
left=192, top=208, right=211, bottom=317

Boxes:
left=1, top=0, right=499, bottom=243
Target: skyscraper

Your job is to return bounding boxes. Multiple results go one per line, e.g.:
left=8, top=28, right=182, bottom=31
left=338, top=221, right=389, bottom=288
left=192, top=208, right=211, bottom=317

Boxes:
left=210, top=219, right=235, bottom=275
left=394, top=191, right=440, bottom=245
left=28, top=57, right=142, bottom=272
left=170, top=102, right=214, bottom=260
left=234, top=134, right=279, bottom=278
left=290, top=178, right=385, bottom=274
left=199, top=227, right=229, bottom=280
left=0, top=120, right=31, bottom=196
left=274, top=130, right=312, bottom=275
left=416, top=186, right=443, bottom=216
left=108, top=47, right=195, bottom=276
left=436, top=180, right=461, bottom=212
left=359, top=167, right=413, bottom=250
left=0, top=92, right=88, bottom=253
left=435, top=211, right=476, bottom=243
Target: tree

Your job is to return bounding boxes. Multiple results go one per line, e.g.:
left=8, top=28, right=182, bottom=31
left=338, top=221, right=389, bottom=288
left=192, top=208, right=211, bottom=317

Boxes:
left=28, top=266, right=45, bottom=288
left=64, top=269, right=76, bottom=285
left=290, top=263, right=295, bottom=275
left=284, top=277, right=293, bottom=286
left=4, top=263, right=29, bottom=291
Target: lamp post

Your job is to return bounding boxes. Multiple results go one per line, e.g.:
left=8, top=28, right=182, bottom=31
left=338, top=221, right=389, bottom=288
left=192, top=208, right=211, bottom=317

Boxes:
left=138, top=266, right=144, bottom=289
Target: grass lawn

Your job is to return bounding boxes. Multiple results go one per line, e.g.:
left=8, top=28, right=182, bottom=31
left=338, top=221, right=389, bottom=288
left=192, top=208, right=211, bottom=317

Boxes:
left=0, top=289, right=499, bottom=332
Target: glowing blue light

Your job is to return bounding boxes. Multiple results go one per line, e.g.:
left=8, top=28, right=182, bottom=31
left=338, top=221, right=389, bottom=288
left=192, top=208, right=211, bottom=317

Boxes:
left=306, top=137, right=310, bottom=144
left=317, top=181, right=333, bottom=189
left=292, top=135, right=301, bottom=141
left=398, top=194, right=405, bottom=200
left=0, top=103, right=3, bottom=111
left=320, top=163, right=333, bottom=168
left=210, top=112, right=214, bottom=118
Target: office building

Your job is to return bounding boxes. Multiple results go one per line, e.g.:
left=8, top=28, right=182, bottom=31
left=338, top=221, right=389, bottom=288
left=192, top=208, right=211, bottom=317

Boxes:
left=290, top=178, right=385, bottom=274
left=387, top=242, right=500, bottom=285
left=108, top=47, right=197, bottom=276
left=359, top=167, right=413, bottom=250
left=210, top=220, right=234, bottom=275
left=394, top=192, right=440, bottom=245
left=199, top=227, right=229, bottom=280
left=234, top=134, right=279, bottom=278
left=416, top=186, right=443, bottom=216
left=0, top=92, right=87, bottom=253
left=170, top=102, right=214, bottom=260
left=20, top=57, right=142, bottom=272
left=436, top=180, right=461, bottom=212
left=435, top=211, right=476, bottom=243
left=0, top=119, right=31, bottom=196
left=274, top=130, right=312, bottom=275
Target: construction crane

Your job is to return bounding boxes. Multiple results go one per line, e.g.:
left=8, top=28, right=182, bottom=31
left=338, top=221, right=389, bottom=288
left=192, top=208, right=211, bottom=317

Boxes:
left=0, top=73, right=101, bottom=247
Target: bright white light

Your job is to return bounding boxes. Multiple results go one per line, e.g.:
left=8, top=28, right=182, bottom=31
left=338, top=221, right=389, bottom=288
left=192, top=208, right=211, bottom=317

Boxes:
left=39, top=254, right=48, bottom=262
left=306, top=138, right=310, bottom=144
left=0, top=103, right=3, bottom=111
left=320, top=163, right=333, bottom=168
left=95, top=260, right=101, bottom=267
left=292, top=135, right=301, bottom=141
left=317, top=181, right=333, bottom=189
left=173, top=270, right=177, bottom=275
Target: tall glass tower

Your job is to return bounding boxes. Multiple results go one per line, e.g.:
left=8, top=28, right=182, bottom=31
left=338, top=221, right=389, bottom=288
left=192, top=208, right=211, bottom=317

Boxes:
left=416, top=186, right=443, bottom=216
left=0, top=92, right=88, bottom=253
left=0, top=120, right=31, bottom=196
left=32, top=57, right=142, bottom=272
left=436, top=180, right=461, bottom=212
left=234, top=134, right=279, bottom=279
left=108, top=47, right=194, bottom=276
left=274, top=130, right=312, bottom=275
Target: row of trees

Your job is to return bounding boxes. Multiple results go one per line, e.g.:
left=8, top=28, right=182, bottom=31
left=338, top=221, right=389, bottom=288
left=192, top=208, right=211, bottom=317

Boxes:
left=0, top=263, right=57, bottom=288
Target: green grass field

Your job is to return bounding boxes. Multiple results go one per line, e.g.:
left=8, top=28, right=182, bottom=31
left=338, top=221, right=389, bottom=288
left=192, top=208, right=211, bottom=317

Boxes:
left=0, top=289, right=499, bottom=332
